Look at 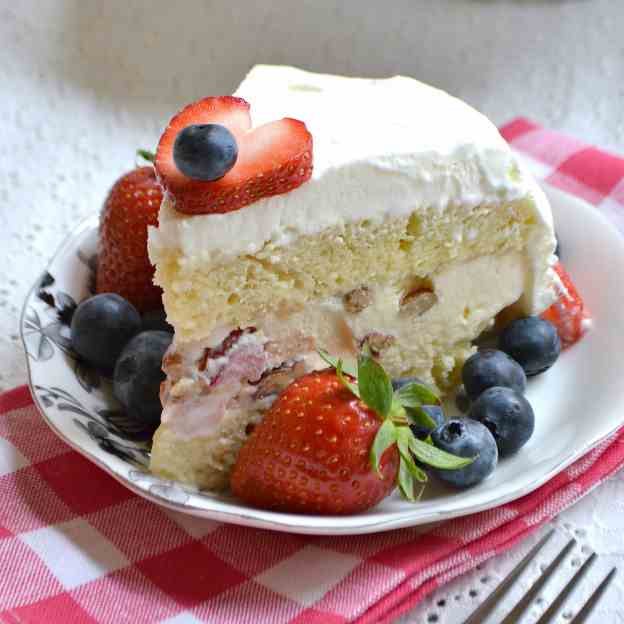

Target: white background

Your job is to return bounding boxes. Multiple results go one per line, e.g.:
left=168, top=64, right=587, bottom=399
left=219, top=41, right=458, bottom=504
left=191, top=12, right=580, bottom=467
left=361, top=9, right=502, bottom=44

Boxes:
left=1, top=1, right=623, bottom=621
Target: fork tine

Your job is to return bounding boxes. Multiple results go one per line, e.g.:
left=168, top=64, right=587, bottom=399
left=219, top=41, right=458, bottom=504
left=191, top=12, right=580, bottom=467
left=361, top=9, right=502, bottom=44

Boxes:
left=533, top=552, right=597, bottom=624
left=568, top=567, right=617, bottom=624
left=499, top=537, right=577, bottom=624
left=462, top=529, right=555, bottom=624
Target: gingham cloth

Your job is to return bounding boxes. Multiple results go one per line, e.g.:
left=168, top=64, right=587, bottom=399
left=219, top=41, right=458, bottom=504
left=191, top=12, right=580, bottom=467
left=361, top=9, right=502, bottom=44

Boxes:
left=2, top=120, right=624, bottom=624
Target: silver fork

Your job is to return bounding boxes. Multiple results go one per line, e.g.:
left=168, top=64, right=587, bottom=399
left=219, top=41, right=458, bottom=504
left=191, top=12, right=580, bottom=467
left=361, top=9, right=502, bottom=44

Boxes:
left=463, top=529, right=617, bottom=624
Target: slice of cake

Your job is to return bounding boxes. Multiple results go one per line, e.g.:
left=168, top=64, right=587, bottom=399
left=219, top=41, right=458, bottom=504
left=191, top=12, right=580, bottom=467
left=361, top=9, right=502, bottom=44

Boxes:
left=147, top=65, right=557, bottom=490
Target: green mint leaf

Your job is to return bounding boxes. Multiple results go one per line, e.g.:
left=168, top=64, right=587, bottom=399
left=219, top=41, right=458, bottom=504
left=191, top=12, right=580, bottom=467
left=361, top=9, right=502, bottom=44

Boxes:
left=396, top=424, right=411, bottom=458
left=318, top=350, right=357, bottom=378
left=389, top=397, right=409, bottom=422
left=409, top=436, right=475, bottom=470
left=411, top=463, right=428, bottom=484
left=395, top=382, right=441, bottom=408
left=404, top=405, right=438, bottom=431
left=398, top=458, right=416, bottom=501
left=358, top=353, right=393, bottom=417
left=370, top=419, right=397, bottom=478
left=136, top=149, right=155, bottom=163
left=397, top=427, right=428, bottom=483
left=336, top=359, right=360, bottom=398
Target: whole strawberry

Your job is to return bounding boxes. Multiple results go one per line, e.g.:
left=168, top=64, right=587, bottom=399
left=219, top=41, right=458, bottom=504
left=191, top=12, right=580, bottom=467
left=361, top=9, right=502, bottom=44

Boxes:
left=96, top=157, right=163, bottom=312
left=231, top=353, right=471, bottom=514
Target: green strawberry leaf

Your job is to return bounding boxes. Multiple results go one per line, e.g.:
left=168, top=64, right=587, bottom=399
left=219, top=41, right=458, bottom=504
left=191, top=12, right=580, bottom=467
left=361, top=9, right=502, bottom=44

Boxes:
left=403, top=405, right=438, bottom=431
left=358, top=353, right=393, bottom=417
left=370, top=419, right=397, bottom=478
left=318, top=350, right=357, bottom=378
left=395, top=382, right=441, bottom=407
left=409, top=436, right=476, bottom=470
left=398, top=459, right=417, bottom=501
left=336, top=359, right=360, bottom=398
left=396, top=425, right=410, bottom=458
left=397, top=427, right=428, bottom=483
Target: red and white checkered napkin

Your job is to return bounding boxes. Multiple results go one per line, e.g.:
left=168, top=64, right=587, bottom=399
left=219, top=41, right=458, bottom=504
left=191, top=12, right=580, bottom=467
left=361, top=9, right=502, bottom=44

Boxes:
left=2, top=120, right=624, bottom=624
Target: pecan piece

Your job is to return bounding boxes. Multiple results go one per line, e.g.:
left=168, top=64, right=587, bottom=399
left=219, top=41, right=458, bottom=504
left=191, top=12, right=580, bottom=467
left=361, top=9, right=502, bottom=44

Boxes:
left=359, top=332, right=396, bottom=356
left=343, top=286, right=373, bottom=313
left=401, top=290, right=437, bottom=317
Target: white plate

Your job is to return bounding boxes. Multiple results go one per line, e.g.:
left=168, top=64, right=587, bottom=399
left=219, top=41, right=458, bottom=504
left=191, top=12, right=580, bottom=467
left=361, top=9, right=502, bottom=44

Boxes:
left=20, top=185, right=624, bottom=535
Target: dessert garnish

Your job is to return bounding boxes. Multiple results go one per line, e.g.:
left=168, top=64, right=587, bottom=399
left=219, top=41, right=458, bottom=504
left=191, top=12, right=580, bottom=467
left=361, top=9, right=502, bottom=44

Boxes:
left=462, top=349, right=527, bottom=401
left=173, top=124, right=238, bottom=181
left=499, top=316, right=561, bottom=376
left=71, top=293, right=141, bottom=373
left=430, top=419, right=498, bottom=488
left=469, top=387, right=535, bottom=456
left=230, top=351, right=473, bottom=514
left=96, top=153, right=163, bottom=312
left=155, top=96, right=313, bottom=215
left=113, top=330, right=172, bottom=436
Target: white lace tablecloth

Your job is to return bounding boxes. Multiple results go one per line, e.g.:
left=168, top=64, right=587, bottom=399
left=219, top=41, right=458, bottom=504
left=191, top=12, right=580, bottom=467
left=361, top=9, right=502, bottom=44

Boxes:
left=2, top=2, right=623, bottom=621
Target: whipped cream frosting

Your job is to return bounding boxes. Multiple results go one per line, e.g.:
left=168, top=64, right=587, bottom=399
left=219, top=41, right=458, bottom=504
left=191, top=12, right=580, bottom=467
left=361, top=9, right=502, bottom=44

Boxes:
left=148, top=65, right=555, bottom=311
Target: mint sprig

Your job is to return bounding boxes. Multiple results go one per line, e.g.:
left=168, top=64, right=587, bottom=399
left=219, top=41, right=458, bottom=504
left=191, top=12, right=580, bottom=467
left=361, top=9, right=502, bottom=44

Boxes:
left=358, top=354, right=393, bottom=417
left=370, top=419, right=397, bottom=478
left=395, top=382, right=441, bottom=408
left=319, top=349, right=475, bottom=500
left=404, top=406, right=438, bottom=432
left=409, top=437, right=473, bottom=470
left=397, top=427, right=427, bottom=501
left=336, top=359, right=360, bottom=398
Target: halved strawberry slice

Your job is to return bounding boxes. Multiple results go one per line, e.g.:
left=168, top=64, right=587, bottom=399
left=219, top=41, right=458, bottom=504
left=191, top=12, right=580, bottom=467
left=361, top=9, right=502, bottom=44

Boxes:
left=541, top=261, right=590, bottom=349
left=155, top=96, right=313, bottom=215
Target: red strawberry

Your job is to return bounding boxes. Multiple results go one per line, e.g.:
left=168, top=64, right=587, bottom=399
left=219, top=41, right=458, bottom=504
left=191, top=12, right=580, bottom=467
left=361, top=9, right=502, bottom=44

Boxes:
left=541, top=261, right=590, bottom=349
left=231, top=369, right=399, bottom=514
left=231, top=354, right=471, bottom=514
left=155, top=96, right=313, bottom=215
left=96, top=165, right=163, bottom=312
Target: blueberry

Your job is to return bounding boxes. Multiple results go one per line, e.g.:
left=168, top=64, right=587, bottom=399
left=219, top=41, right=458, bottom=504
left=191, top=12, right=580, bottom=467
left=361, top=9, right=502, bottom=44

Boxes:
left=141, top=308, right=173, bottom=334
left=430, top=418, right=498, bottom=488
left=499, top=316, right=561, bottom=376
left=462, top=349, right=526, bottom=400
left=71, top=293, right=141, bottom=372
left=173, top=124, right=238, bottom=181
left=391, top=376, right=426, bottom=391
left=469, top=387, right=535, bottom=456
left=410, top=405, right=445, bottom=439
left=113, top=331, right=172, bottom=432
